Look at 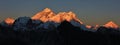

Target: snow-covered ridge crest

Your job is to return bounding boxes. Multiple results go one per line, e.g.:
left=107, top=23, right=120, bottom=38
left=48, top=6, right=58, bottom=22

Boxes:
left=32, top=8, right=83, bottom=24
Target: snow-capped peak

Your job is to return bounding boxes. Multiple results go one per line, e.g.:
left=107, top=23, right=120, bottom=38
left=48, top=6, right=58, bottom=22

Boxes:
left=104, top=21, right=119, bottom=29
left=43, top=8, right=52, bottom=12
left=31, top=8, right=55, bottom=22
left=4, top=17, right=15, bottom=25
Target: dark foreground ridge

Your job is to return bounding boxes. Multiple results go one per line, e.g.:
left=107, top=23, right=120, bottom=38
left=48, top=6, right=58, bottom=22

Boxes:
left=0, top=19, right=120, bottom=45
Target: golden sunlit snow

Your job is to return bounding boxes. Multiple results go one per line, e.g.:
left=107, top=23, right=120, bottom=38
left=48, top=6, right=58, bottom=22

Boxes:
left=32, top=8, right=83, bottom=24
left=5, top=18, right=15, bottom=25
left=104, top=21, right=118, bottom=29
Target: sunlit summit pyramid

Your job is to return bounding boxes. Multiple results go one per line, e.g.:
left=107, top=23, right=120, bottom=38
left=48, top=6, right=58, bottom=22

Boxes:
left=104, top=21, right=119, bottom=29
left=32, top=8, right=55, bottom=22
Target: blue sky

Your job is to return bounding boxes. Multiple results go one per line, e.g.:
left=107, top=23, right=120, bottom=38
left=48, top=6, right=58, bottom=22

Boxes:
left=0, top=0, right=120, bottom=26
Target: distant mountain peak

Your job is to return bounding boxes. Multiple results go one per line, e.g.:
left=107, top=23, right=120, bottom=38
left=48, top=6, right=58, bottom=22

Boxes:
left=4, top=18, right=15, bottom=25
left=43, top=8, right=52, bottom=12
left=31, top=8, right=55, bottom=22
left=104, top=21, right=119, bottom=29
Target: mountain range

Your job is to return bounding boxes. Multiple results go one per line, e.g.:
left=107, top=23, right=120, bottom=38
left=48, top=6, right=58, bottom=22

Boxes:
left=0, top=8, right=120, bottom=45
left=0, top=8, right=119, bottom=31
